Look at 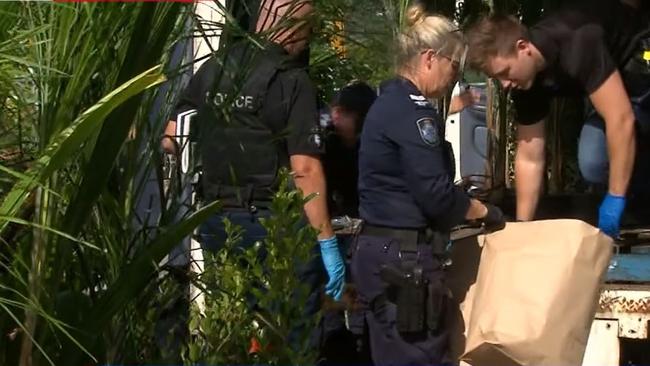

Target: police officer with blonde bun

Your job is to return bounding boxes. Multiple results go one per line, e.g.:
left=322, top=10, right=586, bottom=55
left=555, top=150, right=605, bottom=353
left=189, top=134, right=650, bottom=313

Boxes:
left=352, top=3, right=505, bottom=364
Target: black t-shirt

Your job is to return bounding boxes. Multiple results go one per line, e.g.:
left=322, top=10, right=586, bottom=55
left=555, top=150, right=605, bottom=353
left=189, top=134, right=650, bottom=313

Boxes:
left=172, top=42, right=323, bottom=156
left=513, top=0, right=649, bottom=124
left=322, top=131, right=359, bottom=217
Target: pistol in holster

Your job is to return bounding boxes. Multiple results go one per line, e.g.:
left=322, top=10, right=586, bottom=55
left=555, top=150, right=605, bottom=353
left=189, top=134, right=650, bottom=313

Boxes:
left=379, top=262, right=446, bottom=335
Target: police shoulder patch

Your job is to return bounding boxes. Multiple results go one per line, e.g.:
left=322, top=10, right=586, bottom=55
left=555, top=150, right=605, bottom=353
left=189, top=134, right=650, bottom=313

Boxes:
left=308, top=127, right=324, bottom=150
left=416, top=117, right=440, bottom=147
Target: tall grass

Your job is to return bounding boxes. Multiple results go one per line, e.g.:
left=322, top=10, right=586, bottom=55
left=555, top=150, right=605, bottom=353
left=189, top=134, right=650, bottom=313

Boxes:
left=0, top=2, right=230, bottom=365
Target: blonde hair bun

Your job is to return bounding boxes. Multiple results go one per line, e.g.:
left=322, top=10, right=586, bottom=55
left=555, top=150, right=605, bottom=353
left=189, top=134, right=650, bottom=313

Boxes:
left=404, top=3, right=426, bottom=27
left=395, top=3, right=465, bottom=69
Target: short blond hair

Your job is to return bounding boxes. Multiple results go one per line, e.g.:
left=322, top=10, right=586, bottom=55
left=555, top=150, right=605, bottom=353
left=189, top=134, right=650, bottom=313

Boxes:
left=465, top=14, right=529, bottom=70
left=395, top=3, right=465, bottom=69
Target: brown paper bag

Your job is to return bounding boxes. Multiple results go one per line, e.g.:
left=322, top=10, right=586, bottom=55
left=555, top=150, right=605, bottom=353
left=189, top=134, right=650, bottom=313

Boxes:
left=460, top=219, right=612, bottom=366
left=447, top=234, right=483, bottom=363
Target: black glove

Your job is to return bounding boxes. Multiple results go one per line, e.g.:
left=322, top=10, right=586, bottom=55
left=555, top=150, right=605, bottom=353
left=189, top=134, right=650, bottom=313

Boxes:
left=483, top=203, right=506, bottom=232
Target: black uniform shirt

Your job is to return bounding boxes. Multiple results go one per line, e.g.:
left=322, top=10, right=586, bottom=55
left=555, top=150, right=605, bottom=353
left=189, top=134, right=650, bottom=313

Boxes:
left=358, top=78, right=470, bottom=230
left=322, top=130, right=359, bottom=217
left=513, top=0, right=648, bottom=124
left=173, top=42, right=323, bottom=156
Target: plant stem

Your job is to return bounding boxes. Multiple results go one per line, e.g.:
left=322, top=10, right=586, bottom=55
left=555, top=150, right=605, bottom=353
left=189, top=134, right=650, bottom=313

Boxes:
left=19, top=186, right=48, bottom=366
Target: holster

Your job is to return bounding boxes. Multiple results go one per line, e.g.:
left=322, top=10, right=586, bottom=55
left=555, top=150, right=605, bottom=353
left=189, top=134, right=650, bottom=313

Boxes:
left=427, top=278, right=446, bottom=331
left=377, top=246, right=446, bottom=334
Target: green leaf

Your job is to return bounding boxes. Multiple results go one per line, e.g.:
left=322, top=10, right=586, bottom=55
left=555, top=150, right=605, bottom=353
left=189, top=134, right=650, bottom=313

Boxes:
left=0, top=302, right=56, bottom=366
left=0, top=65, right=167, bottom=232
left=0, top=52, right=68, bottom=76
left=0, top=284, right=97, bottom=362
left=66, top=200, right=221, bottom=364
left=59, top=2, right=183, bottom=238
left=0, top=163, right=63, bottom=200
left=0, top=215, right=99, bottom=250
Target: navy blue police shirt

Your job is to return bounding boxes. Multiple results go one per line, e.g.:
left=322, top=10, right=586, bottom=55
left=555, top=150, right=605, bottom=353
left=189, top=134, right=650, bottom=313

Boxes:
left=358, top=78, right=470, bottom=231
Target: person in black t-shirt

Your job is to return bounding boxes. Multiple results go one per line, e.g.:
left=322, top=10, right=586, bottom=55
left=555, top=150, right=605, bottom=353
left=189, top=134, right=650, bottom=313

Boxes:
left=320, top=82, right=377, bottom=218
left=314, top=82, right=376, bottom=366
left=466, top=0, right=650, bottom=238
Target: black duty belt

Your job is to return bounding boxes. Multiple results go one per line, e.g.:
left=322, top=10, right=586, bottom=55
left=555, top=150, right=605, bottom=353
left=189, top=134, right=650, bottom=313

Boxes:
left=360, top=223, right=448, bottom=255
left=203, top=184, right=273, bottom=209
left=360, top=224, right=430, bottom=244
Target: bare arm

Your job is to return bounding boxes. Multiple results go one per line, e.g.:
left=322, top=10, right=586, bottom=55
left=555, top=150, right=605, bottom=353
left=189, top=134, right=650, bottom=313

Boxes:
left=290, top=154, right=334, bottom=240
left=448, top=89, right=480, bottom=115
left=161, top=120, right=178, bottom=154
left=588, top=70, right=636, bottom=196
left=515, top=121, right=546, bottom=221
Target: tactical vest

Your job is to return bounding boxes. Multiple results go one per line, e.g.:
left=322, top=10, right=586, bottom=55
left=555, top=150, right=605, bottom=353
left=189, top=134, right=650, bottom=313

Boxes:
left=196, top=43, right=295, bottom=207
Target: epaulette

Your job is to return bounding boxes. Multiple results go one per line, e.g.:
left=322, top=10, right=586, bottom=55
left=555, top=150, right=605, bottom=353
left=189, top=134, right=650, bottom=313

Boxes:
left=409, top=93, right=433, bottom=109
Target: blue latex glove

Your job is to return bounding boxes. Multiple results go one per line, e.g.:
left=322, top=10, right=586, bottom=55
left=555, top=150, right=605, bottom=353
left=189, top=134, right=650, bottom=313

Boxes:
left=598, top=193, right=626, bottom=239
left=318, top=236, right=345, bottom=301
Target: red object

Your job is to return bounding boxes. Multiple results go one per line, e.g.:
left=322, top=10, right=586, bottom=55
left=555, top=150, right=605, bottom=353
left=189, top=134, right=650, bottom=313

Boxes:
left=248, top=337, right=262, bottom=355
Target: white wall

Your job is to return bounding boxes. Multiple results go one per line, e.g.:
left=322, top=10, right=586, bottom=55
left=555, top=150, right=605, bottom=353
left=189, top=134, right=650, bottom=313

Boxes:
left=193, top=0, right=226, bottom=72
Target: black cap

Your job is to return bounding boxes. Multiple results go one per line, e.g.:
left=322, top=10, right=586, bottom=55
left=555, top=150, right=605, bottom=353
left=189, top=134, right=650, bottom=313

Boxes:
left=330, top=81, right=377, bottom=121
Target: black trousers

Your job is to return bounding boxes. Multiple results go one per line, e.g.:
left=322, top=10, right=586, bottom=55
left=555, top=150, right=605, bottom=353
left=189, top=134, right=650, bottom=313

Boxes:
left=350, top=233, right=452, bottom=366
